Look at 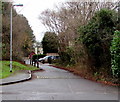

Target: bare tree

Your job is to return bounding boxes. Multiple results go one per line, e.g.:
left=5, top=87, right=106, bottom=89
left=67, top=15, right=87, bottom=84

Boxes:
left=39, top=1, right=118, bottom=64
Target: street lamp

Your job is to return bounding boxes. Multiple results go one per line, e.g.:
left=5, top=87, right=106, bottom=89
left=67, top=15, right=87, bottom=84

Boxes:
left=10, top=4, right=23, bottom=72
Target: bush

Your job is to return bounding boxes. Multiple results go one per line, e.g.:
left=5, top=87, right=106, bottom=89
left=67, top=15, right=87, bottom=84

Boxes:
left=110, top=30, right=120, bottom=78
left=59, top=51, right=71, bottom=65
left=78, top=9, right=117, bottom=69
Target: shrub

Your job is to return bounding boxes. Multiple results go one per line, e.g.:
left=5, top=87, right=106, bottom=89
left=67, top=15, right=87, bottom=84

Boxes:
left=110, top=30, right=120, bottom=78
left=78, top=9, right=117, bottom=70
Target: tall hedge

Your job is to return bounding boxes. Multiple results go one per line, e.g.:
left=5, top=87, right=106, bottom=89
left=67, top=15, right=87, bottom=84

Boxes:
left=78, top=9, right=117, bottom=69
left=110, top=30, right=120, bottom=78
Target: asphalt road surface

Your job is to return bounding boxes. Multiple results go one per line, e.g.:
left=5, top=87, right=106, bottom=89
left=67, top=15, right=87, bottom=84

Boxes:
left=1, top=64, right=119, bottom=100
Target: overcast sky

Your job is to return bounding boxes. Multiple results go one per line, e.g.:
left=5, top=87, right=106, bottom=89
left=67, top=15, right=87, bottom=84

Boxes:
left=12, top=0, right=67, bottom=42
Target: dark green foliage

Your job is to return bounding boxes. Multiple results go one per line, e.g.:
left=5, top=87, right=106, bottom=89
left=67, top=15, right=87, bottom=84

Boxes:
left=42, top=32, right=59, bottom=54
left=110, top=30, right=120, bottom=78
left=59, top=51, right=72, bottom=65
left=78, top=9, right=117, bottom=70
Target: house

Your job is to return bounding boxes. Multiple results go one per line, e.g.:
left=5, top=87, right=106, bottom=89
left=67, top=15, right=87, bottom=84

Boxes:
left=46, top=53, right=59, bottom=56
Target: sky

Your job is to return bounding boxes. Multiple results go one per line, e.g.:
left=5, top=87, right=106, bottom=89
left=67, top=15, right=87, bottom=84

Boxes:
left=12, top=0, right=67, bottom=42
left=11, top=0, right=117, bottom=42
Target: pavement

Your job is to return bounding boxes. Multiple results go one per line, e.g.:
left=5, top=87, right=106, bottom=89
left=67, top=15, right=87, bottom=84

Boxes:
left=0, top=59, right=35, bottom=86
left=0, top=70, right=32, bottom=85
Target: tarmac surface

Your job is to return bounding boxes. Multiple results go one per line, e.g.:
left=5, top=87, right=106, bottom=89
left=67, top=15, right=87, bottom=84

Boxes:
left=1, top=63, right=119, bottom=100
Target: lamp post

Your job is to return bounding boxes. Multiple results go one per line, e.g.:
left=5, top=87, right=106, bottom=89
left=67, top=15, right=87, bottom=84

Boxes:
left=118, top=2, right=120, bottom=29
left=10, top=4, right=23, bottom=72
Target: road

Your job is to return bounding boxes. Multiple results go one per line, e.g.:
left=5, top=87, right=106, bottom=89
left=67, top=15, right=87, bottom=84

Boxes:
left=1, top=64, right=119, bottom=100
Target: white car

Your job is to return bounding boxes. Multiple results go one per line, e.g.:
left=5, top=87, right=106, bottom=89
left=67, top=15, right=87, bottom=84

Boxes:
left=39, top=56, right=52, bottom=63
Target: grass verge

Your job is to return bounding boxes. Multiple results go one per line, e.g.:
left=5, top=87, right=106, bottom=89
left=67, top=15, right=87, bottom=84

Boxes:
left=0, top=61, right=39, bottom=79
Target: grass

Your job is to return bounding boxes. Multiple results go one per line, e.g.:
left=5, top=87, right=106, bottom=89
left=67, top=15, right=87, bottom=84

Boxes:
left=0, top=61, right=39, bottom=79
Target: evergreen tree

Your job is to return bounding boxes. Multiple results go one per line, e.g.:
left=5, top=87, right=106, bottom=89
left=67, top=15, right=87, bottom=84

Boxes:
left=42, top=32, right=58, bottom=54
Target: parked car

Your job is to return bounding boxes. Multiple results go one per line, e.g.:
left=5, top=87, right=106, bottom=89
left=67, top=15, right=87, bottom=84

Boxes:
left=39, top=56, right=60, bottom=64
left=39, top=56, right=51, bottom=64
left=51, top=56, right=60, bottom=60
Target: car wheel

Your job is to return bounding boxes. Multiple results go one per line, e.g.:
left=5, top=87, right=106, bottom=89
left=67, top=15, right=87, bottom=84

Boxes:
left=42, top=60, right=45, bottom=64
